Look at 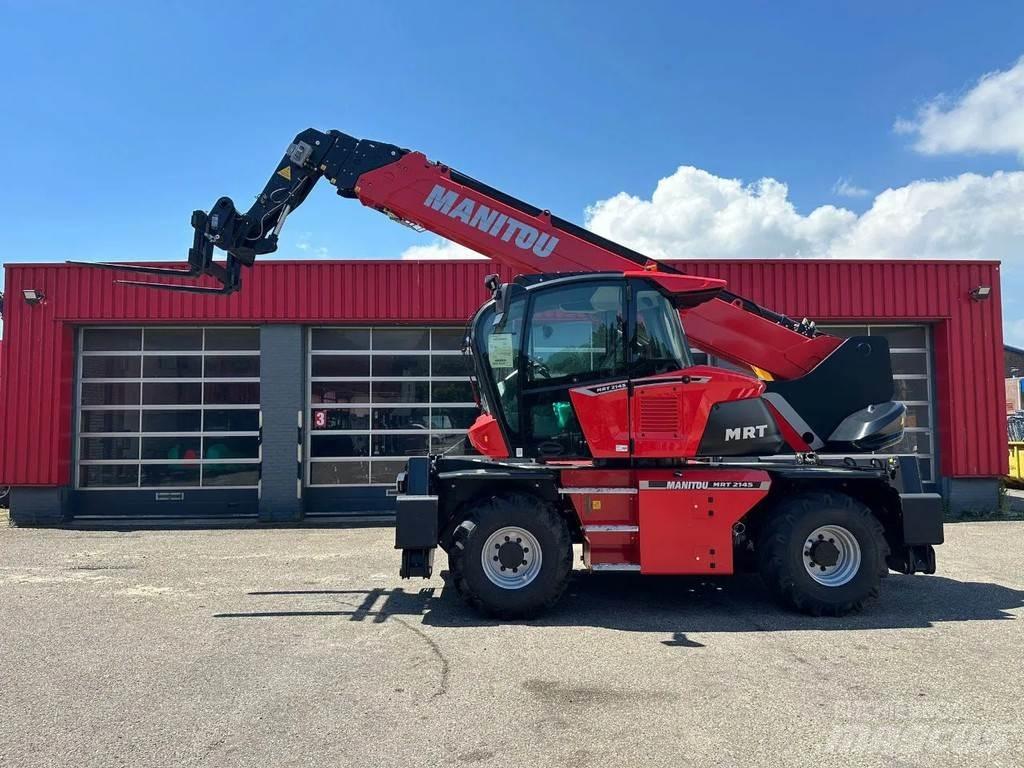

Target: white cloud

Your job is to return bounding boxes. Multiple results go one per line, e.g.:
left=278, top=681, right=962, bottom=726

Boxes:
left=583, top=165, right=1024, bottom=264
left=583, top=167, right=856, bottom=260
left=295, top=232, right=329, bottom=258
left=832, top=177, right=871, bottom=198
left=827, top=171, right=1024, bottom=261
left=399, top=240, right=487, bottom=260
left=895, top=56, right=1024, bottom=160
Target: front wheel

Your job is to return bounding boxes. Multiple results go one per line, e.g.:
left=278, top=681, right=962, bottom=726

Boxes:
left=447, top=493, right=572, bottom=619
left=757, top=492, right=889, bottom=616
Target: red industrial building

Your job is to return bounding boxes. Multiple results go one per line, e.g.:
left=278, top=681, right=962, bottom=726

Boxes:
left=0, top=258, right=1007, bottom=524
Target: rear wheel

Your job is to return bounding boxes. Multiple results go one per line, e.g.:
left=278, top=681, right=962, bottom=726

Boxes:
left=447, top=492, right=572, bottom=619
left=757, top=492, right=888, bottom=616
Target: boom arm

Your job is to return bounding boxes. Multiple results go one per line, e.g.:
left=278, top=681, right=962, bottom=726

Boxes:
left=82, top=128, right=840, bottom=379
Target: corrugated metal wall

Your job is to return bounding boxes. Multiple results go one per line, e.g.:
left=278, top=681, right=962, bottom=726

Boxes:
left=0, top=259, right=1006, bottom=484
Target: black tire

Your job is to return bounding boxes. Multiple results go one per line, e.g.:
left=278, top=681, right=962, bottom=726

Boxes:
left=447, top=492, right=572, bottom=619
left=757, top=491, right=889, bottom=616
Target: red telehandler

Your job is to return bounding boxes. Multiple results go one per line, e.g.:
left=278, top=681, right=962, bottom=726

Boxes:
left=82, top=128, right=943, bottom=617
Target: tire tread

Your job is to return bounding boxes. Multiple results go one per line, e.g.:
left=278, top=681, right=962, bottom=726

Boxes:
left=447, top=492, right=572, bottom=619
left=758, top=491, right=889, bottom=616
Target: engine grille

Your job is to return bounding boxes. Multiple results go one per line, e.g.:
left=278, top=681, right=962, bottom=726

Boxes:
left=639, top=397, right=680, bottom=433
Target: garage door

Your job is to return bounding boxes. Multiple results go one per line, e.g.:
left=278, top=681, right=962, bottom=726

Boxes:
left=75, top=327, right=262, bottom=492
left=816, top=324, right=934, bottom=483
left=305, top=326, right=478, bottom=512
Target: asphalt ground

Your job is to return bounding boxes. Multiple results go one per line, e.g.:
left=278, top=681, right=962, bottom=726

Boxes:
left=1006, top=487, right=1024, bottom=514
left=1, top=519, right=1022, bottom=768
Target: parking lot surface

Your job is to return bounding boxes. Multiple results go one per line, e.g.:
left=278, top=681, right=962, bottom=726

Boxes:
left=1, top=520, right=1022, bottom=768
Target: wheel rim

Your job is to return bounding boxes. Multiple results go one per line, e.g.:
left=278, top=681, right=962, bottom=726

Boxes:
left=480, top=526, right=543, bottom=589
left=802, top=525, right=861, bottom=587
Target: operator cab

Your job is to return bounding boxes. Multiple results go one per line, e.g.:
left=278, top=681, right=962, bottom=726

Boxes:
left=467, top=273, right=905, bottom=462
left=470, top=273, right=702, bottom=460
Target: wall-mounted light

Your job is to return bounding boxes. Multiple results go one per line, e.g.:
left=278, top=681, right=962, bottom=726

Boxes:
left=22, top=288, right=45, bottom=305
left=22, top=288, right=46, bottom=307
left=969, top=285, right=991, bottom=301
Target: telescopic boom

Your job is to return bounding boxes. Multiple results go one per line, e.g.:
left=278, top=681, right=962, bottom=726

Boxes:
left=79, top=128, right=840, bottom=379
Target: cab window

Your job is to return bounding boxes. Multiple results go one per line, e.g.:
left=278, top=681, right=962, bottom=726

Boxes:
left=631, top=287, right=692, bottom=377
left=526, top=282, right=627, bottom=385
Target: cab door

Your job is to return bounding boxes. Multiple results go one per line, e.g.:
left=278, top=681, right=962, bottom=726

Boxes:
left=520, top=279, right=629, bottom=459
left=627, top=283, right=698, bottom=457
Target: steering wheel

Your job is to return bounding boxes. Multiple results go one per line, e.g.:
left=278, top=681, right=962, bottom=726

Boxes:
left=529, top=357, right=552, bottom=379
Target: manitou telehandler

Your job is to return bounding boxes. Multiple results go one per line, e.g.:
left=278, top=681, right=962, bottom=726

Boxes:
left=83, top=128, right=944, bottom=617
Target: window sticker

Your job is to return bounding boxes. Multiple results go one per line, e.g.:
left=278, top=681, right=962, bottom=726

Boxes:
left=488, top=333, right=515, bottom=367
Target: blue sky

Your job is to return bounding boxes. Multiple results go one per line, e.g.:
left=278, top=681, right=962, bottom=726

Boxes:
left=3, top=2, right=1024, bottom=341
